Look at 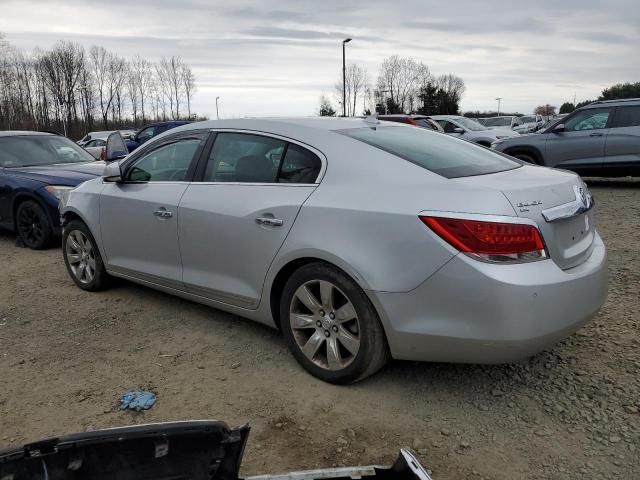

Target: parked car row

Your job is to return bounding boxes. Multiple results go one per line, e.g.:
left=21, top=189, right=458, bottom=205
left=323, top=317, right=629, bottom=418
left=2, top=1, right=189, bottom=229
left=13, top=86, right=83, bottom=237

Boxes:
left=492, top=98, right=640, bottom=177
left=77, top=120, right=191, bottom=159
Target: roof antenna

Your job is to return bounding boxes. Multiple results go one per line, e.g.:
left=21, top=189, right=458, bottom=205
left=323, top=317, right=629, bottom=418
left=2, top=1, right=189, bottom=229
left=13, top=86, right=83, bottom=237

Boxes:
left=364, top=112, right=379, bottom=125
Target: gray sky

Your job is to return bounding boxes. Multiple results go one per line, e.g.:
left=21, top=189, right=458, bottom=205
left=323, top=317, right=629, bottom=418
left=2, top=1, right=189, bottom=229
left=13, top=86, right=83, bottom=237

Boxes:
left=1, top=0, right=638, bottom=118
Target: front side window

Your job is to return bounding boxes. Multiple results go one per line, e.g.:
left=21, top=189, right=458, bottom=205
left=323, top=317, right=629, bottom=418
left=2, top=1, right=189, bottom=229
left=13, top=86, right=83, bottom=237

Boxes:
left=127, top=138, right=201, bottom=182
left=438, top=120, right=458, bottom=133
left=564, top=108, right=612, bottom=132
left=136, top=127, right=155, bottom=144
left=204, top=133, right=286, bottom=183
left=339, top=126, right=520, bottom=179
left=612, top=106, right=640, bottom=128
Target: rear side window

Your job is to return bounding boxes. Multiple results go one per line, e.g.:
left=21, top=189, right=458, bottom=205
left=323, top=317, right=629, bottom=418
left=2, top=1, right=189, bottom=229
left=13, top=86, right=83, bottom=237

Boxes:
left=278, top=144, right=322, bottom=183
left=613, top=106, right=640, bottom=128
left=203, top=133, right=321, bottom=184
left=338, top=126, right=520, bottom=178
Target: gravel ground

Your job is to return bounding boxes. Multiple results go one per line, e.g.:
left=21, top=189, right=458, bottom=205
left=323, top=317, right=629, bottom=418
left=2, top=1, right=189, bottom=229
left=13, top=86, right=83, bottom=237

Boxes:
left=0, top=179, right=638, bottom=479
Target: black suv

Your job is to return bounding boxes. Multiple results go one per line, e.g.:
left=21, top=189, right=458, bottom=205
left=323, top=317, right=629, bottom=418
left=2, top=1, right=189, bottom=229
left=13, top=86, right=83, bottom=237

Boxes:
left=492, top=98, right=640, bottom=176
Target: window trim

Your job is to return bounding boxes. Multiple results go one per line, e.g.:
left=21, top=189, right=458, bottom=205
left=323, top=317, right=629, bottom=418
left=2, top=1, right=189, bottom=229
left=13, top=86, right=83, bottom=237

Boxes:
left=118, top=130, right=210, bottom=184
left=560, top=107, right=615, bottom=133
left=191, top=128, right=326, bottom=186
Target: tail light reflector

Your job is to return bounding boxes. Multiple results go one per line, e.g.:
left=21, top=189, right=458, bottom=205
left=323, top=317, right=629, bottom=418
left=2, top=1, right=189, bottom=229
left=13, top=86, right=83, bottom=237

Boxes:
left=420, top=216, right=547, bottom=263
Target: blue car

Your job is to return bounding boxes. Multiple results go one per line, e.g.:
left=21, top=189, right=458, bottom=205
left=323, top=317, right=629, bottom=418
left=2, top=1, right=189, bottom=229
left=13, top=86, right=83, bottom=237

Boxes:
left=126, top=120, right=192, bottom=152
left=0, top=131, right=104, bottom=249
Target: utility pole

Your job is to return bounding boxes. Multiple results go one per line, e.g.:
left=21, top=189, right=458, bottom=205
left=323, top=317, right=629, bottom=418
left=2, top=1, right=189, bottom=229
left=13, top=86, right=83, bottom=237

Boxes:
left=342, top=38, right=352, bottom=117
left=495, top=97, right=502, bottom=116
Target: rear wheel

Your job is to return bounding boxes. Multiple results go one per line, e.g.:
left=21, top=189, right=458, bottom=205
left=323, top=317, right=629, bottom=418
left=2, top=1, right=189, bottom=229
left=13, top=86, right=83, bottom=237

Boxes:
left=280, top=263, right=388, bottom=383
left=63, top=220, right=110, bottom=291
left=16, top=200, right=53, bottom=249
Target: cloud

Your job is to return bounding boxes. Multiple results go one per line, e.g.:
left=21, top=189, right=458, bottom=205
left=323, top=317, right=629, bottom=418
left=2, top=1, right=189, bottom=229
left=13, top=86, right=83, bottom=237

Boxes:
left=1, top=0, right=639, bottom=117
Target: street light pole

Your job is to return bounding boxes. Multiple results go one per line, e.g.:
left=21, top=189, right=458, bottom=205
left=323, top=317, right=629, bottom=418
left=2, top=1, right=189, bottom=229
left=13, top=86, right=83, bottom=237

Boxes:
left=215, top=96, right=220, bottom=120
left=342, top=38, right=352, bottom=117
left=495, top=97, right=502, bottom=116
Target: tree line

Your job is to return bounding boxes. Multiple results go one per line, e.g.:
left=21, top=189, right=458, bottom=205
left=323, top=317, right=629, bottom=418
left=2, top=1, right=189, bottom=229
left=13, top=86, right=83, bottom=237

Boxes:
left=0, top=33, right=198, bottom=139
left=320, top=55, right=465, bottom=117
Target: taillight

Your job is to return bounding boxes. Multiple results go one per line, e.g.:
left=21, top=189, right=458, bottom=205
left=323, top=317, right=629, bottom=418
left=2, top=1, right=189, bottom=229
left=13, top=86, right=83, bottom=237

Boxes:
left=420, top=216, right=547, bottom=263
left=406, top=117, right=417, bottom=125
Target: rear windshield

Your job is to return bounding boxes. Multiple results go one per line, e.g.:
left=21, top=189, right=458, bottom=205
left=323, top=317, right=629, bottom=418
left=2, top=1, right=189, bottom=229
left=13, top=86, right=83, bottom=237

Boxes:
left=338, top=126, right=520, bottom=178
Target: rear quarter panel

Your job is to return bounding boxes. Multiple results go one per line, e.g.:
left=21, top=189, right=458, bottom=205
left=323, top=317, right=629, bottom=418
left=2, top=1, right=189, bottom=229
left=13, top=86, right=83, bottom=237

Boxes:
left=272, top=134, right=517, bottom=294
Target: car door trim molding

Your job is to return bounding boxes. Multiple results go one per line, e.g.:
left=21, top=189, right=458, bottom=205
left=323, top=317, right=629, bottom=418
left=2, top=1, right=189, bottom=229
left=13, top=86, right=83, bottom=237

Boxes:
left=183, top=282, right=258, bottom=309
left=541, top=184, right=594, bottom=222
left=107, top=265, right=183, bottom=291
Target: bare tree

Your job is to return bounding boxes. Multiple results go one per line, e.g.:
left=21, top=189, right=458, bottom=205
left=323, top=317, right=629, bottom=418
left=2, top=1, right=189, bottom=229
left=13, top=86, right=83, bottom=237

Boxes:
left=376, top=56, right=431, bottom=113
left=335, top=63, right=369, bottom=116
left=132, top=56, right=152, bottom=122
left=181, top=64, right=196, bottom=119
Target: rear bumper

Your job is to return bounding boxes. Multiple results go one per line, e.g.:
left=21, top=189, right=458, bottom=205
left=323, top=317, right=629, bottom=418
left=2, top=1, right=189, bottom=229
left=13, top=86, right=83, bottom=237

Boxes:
left=370, top=232, right=607, bottom=363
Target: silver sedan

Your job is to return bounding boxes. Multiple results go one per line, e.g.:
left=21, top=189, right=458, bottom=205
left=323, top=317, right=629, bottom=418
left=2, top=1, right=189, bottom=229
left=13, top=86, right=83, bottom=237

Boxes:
left=59, top=118, right=608, bottom=383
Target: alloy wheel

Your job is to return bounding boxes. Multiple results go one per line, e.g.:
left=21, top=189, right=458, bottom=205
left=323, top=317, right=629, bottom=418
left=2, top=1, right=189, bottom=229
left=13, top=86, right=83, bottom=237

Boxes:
left=289, top=280, right=361, bottom=371
left=17, top=205, right=44, bottom=247
left=65, top=230, right=96, bottom=284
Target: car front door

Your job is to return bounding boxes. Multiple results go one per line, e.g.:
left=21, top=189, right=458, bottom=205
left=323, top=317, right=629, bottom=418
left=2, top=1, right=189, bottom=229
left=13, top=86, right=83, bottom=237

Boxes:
left=178, top=131, right=323, bottom=309
left=99, top=132, right=207, bottom=288
left=604, top=105, right=640, bottom=175
left=544, top=107, right=613, bottom=174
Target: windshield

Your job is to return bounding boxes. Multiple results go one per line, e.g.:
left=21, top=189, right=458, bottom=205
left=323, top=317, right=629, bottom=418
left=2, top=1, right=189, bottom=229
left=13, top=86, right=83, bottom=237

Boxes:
left=0, top=135, right=96, bottom=168
left=483, top=117, right=512, bottom=127
left=338, top=126, right=520, bottom=178
left=453, top=117, right=486, bottom=131
left=520, top=116, right=536, bottom=123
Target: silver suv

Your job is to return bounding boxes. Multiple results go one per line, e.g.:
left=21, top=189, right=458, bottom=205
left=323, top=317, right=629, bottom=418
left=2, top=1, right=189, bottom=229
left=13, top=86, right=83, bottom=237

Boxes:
left=492, top=98, right=640, bottom=176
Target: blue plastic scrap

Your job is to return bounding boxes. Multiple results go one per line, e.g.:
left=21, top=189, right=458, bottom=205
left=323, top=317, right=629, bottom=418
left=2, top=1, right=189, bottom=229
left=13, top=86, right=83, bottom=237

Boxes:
left=120, top=391, right=157, bottom=411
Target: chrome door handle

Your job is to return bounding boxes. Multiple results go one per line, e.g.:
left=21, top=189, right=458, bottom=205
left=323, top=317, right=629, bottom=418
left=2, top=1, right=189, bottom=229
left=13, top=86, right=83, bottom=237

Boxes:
left=255, top=217, right=284, bottom=227
left=153, top=208, right=173, bottom=218
left=589, top=132, right=603, bottom=137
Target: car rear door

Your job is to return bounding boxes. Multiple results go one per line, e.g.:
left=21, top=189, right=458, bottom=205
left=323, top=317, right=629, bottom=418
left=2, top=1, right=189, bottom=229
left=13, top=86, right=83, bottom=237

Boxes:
left=178, top=131, right=323, bottom=309
left=604, top=105, right=640, bottom=176
left=544, top=107, right=613, bottom=174
left=99, top=131, right=208, bottom=288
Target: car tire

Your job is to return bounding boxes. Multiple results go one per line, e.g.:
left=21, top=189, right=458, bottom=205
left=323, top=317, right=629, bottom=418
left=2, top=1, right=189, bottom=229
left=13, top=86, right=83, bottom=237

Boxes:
left=62, top=220, right=110, bottom=291
left=15, top=200, right=53, bottom=250
left=280, top=262, right=389, bottom=384
left=514, top=153, right=539, bottom=165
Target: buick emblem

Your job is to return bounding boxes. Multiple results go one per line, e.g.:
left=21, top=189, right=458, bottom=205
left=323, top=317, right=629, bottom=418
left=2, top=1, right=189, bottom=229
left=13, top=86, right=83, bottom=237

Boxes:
left=574, top=185, right=592, bottom=209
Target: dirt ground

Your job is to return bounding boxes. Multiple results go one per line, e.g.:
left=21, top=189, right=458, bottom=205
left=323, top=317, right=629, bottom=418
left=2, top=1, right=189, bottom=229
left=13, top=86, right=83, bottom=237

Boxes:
left=1, top=179, right=638, bottom=480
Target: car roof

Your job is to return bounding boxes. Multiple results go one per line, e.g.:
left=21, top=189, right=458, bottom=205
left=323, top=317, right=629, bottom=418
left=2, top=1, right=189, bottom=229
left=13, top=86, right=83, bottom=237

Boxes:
left=585, top=98, right=640, bottom=108
left=0, top=131, right=55, bottom=137
left=174, top=117, right=396, bottom=132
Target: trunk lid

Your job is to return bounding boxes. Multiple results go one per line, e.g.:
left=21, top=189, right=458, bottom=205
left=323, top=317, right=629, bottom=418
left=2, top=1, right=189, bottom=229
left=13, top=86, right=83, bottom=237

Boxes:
left=456, top=165, right=596, bottom=270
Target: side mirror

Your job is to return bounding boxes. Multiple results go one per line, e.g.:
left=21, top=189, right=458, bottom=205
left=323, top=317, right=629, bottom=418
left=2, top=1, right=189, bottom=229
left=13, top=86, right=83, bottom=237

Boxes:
left=552, top=123, right=565, bottom=133
left=453, top=127, right=465, bottom=134
left=105, top=131, right=128, bottom=162
left=103, top=161, right=122, bottom=182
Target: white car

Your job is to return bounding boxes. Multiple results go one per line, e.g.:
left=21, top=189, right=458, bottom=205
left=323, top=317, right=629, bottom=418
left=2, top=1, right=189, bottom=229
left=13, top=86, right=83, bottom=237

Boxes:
left=431, top=115, right=520, bottom=147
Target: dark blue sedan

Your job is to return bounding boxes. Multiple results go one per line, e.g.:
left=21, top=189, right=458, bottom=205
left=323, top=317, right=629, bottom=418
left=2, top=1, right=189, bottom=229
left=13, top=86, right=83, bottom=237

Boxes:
left=0, top=132, right=104, bottom=249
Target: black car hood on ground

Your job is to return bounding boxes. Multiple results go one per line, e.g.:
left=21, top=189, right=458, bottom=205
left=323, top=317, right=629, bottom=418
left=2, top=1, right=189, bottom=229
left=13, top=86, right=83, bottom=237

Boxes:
left=7, top=161, right=106, bottom=186
left=0, top=421, right=432, bottom=480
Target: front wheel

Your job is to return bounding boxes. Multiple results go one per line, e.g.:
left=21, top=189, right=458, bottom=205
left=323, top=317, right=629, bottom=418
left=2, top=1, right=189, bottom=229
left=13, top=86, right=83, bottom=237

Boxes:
left=280, top=263, right=389, bottom=384
left=514, top=153, right=539, bottom=165
left=63, top=220, right=110, bottom=291
left=16, top=200, right=53, bottom=249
